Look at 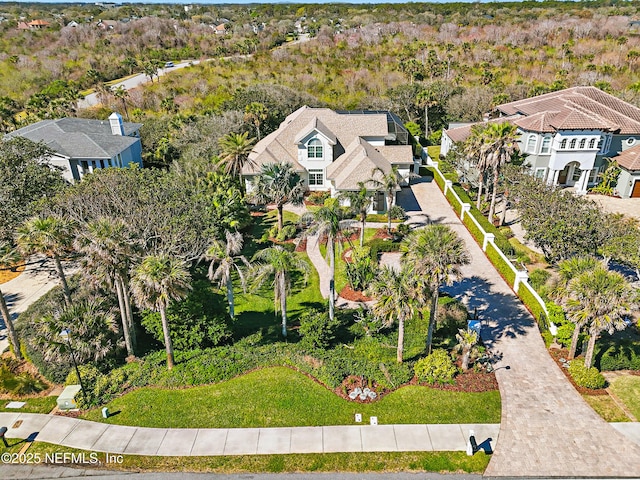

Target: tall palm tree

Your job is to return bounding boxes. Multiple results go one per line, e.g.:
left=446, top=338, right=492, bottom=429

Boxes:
left=250, top=162, right=306, bottom=233
left=218, top=131, right=256, bottom=192
left=130, top=254, right=191, bottom=369
left=204, top=230, right=250, bottom=320
left=111, top=86, right=130, bottom=121
left=74, top=218, right=138, bottom=357
left=482, top=123, right=518, bottom=221
left=553, top=256, right=600, bottom=359
left=251, top=245, right=309, bottom=338
left=16, top=216, right=74, bottom=305
left=464, top=124, right=492, bottom=210
left=338, top=182, right=373, bottom=247
left=369, top=165, right=416, bottom=233
left=367, top=265, right=428, bottom=363
left=0, top=242, right=22, bottom=359
left=244, top=102, right=268, bottom=141
left=563, top=266, right=635, bottom=368
left=401, top=225, right=470, bottom=355
left=301, top=198, right=354, bottom=322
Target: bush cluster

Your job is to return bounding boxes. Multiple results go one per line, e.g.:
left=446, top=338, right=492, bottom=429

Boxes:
left=368, top=238, right=401, bottom=259
left=389, top=205, right=407, bottom=220
left=306, top=191, right=331, bottom=206
left=568, top=359, right=606, bottom=389
left=596, top=338, right=640, bottom=371
left=414, top=349, right=457, bottom=385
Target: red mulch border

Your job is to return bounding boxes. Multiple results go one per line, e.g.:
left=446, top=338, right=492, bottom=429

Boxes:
left=339, top=285, right=373, bottom=302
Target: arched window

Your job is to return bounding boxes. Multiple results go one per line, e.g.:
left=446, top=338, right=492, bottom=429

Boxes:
left=308, top=139, right=323, bottom=158
left=569, top=139, right=577, bottom=149
left=540, top=136, right=552, bottom=154
left=579, top=138, right=586, bottom=149
left=589, top=138, right=596, bottom=149
left=526, top=134, right=537, bottom=153
left=560, top=138, right=567, bottom=149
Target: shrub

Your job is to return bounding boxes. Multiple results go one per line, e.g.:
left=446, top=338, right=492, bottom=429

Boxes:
left=277, top=224, right=297, bottom=242
left=141, top=280, right=231, bottom=351
left=0, top=360, right=48, bottom=396
left=517, top=282, right=547, bottom=328
left=555, top=323, right=575, bottom=348
left=368, top=238, right=401, bottom=259
left=414, top=349, right=457, bottom=385
left=345, top=246, right=377, bottom=291
left=306, top=191, right=330, bottom=205
left=596, top=338, right=640, bottom=371
left=298, top=309, right=341, bottom=349
left=486, top=241, right=516, bottom=285
left=528, top=269, right=551, bottom=291
left=396, top=223, right=411, bottom=236
left=568, top=359, right=606, bottom=389
left=389, top=205, right=407, bottom=220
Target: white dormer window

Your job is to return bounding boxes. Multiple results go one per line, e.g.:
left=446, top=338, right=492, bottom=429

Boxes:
left=589, top=138, right=596, bottom=149
left=579, top=138, right=586, bottom=149
left=308, top=138, right=323, bottom=159
left=560, top=138, right=567, bottom=149
left=526, top=134, right=537, bottom=153
left=569, top=138, right=577, bottom=149
left=540, top=136, right=551, bottom=154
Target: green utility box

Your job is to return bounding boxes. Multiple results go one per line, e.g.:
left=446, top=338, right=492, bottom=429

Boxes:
left=57, top=385, right=82, bottom=410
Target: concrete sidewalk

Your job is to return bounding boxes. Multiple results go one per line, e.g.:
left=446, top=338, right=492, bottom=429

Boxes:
left=0, top=412, right=499, bottom=456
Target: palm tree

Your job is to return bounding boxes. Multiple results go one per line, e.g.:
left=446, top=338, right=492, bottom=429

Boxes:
left=482, top=123, right=518, bottom=221
left=204, top=230, right=250, bottom=320
left=367, top=265, right=428, bottom=363
left=130, top=254, right=191, bottom=369
left=563, top=266, right=635, bottom=368
left=401, top=225, right=470, bottom=355
left=244, top=102, right=268, bottom=141
left=111, top=86, right=130, bottom=121
left=369, top=165, right=416, bottom=233
left=455, top=328, right=478, bottom=372
left=218, top=132, right=256, bottom=192
left=16, top=216, right=74, bottom=305
left=251, top=245, right=309, bottom=338
left=250, top=162, right=306, bottom=233
left=464, top=124, right=492, bottom=210
left=301, top=198, right=354, bottom=322
left=74, top=218, right=138, bottom=357
left=338, top=182, right=373, bottom=247
left=0, top=242, right=22, bottom=359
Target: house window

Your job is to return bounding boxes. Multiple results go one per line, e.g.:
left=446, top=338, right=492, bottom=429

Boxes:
left=560, top=138, right=567, bottom=149
left=579, top=138, right=586, bottom=149
left=572, top=166, right=582, bottom=182
left=526, top=134, right=537, bottom=153
left=308, top=139, right=323, bottom=159
left=534, top=168, right=546, bottom=180
left=569, top=139, right=577, bottom=149
left=117, top=153, right=123, bottom=167
left=589, top=138, right=596, bottom=149
left=373, top=191, right=385, bottom=211
left=627, top=138, right=637, bottom=146
left=308, top=169, right=324, bottom=186
left=540, top=137, right=551, bottom=154
left=589, top=167, right=599, bottom=183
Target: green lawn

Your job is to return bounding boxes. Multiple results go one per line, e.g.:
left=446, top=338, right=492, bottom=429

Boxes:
left=582, top=394, right=630, bottom=423
left=0, top=396, right=56, bottom=413
left=13, top=441, right=490, bottom=473
left=609, top=375, right=640, bottom=420
left=81, top=367, right=500, bottom=428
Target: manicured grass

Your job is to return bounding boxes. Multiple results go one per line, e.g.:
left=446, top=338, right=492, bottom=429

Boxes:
left=427, top=146, right=441, bottom=159
left=582, top=394, right=630, bottom=423
left=0, top=396, right=56, bottom=413
left=609, top=375, right=640, bottom=420
left=81, top=367, right=500, bottom=428
left=365, top=213, right=401, bottom=223
left=19, top=441, right=490, bottom=473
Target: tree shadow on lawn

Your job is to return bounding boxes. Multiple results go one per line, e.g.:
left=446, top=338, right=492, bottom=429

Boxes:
left=442, top=275, right=535, bottom=355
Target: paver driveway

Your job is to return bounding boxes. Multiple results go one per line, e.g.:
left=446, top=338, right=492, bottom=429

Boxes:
left=402, top=178, right=640, bottom=478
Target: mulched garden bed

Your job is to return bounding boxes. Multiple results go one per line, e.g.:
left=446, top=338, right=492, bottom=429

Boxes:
left=373, top=228, right=395, bottom=240
left=549, top=348, right=608, bottom=396
left=411, top=371, right=499, bottom=393
left=295, top=237, right=307, bottom=252
left=339, top=285, right=373, bottom=302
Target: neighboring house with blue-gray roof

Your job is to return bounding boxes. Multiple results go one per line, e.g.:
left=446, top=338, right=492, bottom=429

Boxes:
left=6, top=112, right=142, bottom=182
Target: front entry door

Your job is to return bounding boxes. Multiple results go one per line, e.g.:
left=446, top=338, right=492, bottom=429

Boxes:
left=558, top=165, right=570, bottom=184
left=632, top=179, right=640, bottom=198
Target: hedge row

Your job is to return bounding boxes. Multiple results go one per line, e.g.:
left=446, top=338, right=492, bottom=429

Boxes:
left=462, top=211, right=484, bottom=246
left=485, top=241, right=517, bottom=286
left=517, top=282, right=548, bottom=329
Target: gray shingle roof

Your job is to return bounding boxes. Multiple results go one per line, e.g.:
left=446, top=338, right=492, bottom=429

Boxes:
left=6, top=117, right=142, bottom=159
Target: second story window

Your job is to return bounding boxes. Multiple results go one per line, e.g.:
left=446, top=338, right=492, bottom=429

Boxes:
left=569, top=138, right=577, bottom=149
left=540, top=136, right=551, bottom=154
left=308, top=139, right=323, bottom=159
left=560, top=138, right=567, bottom=149
left=526, top=134, right=537, bottom=153
left=589, top=138, right=596, bottom=149
left=579, top=138, right=586, bottom=149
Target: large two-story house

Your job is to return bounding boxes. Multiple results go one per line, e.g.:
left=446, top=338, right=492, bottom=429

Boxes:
left=243, top=106, right=416, bottom=212
left=6, top=113, right=142, bottom=183
left=441, top=87, right=640, bottom=198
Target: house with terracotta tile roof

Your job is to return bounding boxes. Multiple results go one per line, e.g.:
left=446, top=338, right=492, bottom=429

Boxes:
left=243, top=106, right=416, bottom=212
left=441, top=86, right=640, bottom=198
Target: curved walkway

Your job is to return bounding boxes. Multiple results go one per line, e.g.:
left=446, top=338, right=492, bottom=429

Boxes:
left=0, top=412, right=498, bottom=456
left=410, top=178, right=640, bottom=478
